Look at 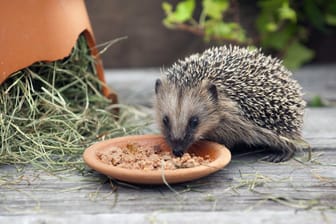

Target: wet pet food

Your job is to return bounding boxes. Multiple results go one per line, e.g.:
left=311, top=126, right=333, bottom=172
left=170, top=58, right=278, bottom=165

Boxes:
left=97, top=143, right=211, bottom=170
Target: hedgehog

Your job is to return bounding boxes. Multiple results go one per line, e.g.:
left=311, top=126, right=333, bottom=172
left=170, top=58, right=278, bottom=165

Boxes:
left=154, top=45, right=309, bottom=163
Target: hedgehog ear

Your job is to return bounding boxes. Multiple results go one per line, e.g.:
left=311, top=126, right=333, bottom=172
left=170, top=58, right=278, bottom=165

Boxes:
left=208, top=84, right=218, bottom=102
left=155, top=79, right=162, bottom=94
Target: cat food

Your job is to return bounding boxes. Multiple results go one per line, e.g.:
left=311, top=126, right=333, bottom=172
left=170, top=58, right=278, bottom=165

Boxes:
left=97, top=143, right=210, bottom=170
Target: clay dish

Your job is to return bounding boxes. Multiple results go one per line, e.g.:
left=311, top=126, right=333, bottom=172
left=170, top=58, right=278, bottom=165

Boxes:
left=83, top=135, right=231, bottom=184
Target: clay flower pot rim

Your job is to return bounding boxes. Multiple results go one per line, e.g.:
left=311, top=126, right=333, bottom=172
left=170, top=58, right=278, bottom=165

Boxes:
left=83, top=134, right=231, bottom=184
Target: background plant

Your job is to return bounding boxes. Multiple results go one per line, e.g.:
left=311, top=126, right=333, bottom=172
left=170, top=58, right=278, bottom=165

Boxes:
left=162, top=0, right=336, bottom=69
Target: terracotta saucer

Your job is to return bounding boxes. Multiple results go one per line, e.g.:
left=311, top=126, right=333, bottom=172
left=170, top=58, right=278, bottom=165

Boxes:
left=83, top=135, right=231, bottom=184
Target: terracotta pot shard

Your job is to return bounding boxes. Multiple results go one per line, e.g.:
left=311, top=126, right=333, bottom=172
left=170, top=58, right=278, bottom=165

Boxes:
left=0, top=0, right=116, bottom=100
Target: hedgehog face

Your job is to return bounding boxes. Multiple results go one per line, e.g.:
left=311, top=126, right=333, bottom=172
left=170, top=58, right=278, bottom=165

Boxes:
left=154, top=78, right=220, bottom=157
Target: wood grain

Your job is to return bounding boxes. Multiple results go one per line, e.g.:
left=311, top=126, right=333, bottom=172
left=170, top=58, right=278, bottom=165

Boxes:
left=1, top=65, right=336, bottom=223
left=0, top=108, right=335, bottom=223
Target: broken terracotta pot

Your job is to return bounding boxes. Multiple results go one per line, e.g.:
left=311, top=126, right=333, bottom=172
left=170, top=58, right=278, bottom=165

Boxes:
left=0, top=0, right=117, bottom=102
left=83, top=135, right=231, bottom=184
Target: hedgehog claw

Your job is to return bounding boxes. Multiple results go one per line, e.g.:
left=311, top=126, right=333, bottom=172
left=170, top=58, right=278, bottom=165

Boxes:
left=261, top=150, right=294, bottom=163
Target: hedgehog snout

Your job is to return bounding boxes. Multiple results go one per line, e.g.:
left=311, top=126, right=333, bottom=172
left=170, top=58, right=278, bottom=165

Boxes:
left=173, top=147, right=185, bottom=157
left=168, top=138, right=189, bottom=157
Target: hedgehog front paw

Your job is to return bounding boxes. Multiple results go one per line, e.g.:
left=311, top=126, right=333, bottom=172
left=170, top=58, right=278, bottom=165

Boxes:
left=261, top=150, right=294, bottom=163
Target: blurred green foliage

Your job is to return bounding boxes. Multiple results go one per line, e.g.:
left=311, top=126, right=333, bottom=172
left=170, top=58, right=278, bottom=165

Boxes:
left=162, top=0, right=336, bottom=70
left=307, top=95, right=328, bottom=107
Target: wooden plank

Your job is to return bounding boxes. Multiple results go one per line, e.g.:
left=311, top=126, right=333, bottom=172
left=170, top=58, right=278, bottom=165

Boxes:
left=0, top=109, right=335, bottom=222
left=293, top=64, right=336, bottom=102
left=104, top=65, right=336, bottom=106
left=303, top=108, right=336, bottom=148
left=1, top=144, right=335, bottom=214
left=0, top=211, right=335, bottom=224
left=105, top=68, right=159, bottom=106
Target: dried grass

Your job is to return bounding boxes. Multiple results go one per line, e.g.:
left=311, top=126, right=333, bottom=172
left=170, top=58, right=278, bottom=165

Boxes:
left=0, top=34, right=151, bottom=171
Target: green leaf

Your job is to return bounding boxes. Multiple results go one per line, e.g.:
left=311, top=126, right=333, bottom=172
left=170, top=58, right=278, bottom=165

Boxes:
left=256, top=13, right=272, bottom=33
left=171, top=0, right=196, bottom=23
left=204, top=21, right=246, bottom=42
left=205, top=21, right=231, bottom=37
left=326, top=14, right=336, bottom=26
left=202, top=0, right=229, bottom=19
left=162, top=2, right=174, bottom=27
left=278, top=2, right=296, bottom=22
left=162, top=18, right=173, bottom=28
left=257, top=0, right=296, bottom=33
left=308, top=95, right=327, bottom=107
left=303, top=0, right=325, bottom=31
left=260, top=25, right=295, bottom=50
left=266, top=22, right=278, bottom=32
left=283, top=41, right=314, bottom=70
left=162, top=0, right=195, bottom=27
left=325, top=1, right=336, bottom=26
left=162, top=2, right=173, bottom=15
left=258, top=0, right=284, bottom=10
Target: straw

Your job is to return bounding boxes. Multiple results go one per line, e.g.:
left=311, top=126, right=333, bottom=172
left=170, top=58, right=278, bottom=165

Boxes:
left=0, top=35, right=151, bottom=171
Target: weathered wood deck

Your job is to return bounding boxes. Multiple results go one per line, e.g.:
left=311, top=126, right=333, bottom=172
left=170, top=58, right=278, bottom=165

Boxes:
left=1, top=67, right=335, bottom=223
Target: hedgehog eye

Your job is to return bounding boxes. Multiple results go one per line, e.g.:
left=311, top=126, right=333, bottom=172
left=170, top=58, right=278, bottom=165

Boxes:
left=163, top=115, right=170, bottom=127
left=188, top=116, right=199, bottom=129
